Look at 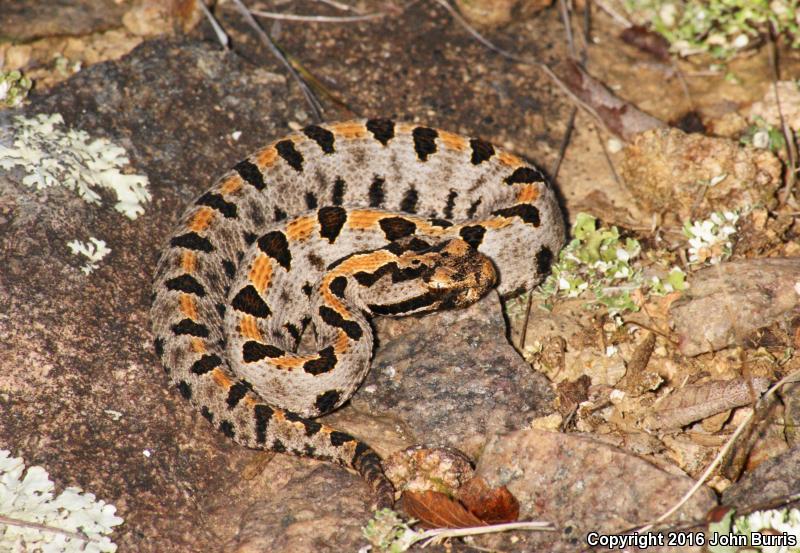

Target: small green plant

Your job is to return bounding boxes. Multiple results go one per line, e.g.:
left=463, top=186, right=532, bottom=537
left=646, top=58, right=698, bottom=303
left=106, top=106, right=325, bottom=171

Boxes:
left=648, top=267, right=687, bottom=295
left=535, top=213, right=686, bottom=317
left=624, top=0, right=800, bottom=59
left=683, top=210, right=740, bottom=265
left=740, top=116, right=787, bottom=152
left=362, top=509, right=421, bottom=552
left=0, top=70, right=32, bottom=108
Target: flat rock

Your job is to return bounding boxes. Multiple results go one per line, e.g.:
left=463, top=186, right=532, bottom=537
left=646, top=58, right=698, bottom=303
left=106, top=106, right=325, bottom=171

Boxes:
left=356, top=292, right=555, bottom=459
left=473, top=428, right=717, bottom=552
left=670, top=258, right=800, bottom=356
left=722, top=444, right=800, bottom=509
left=620, top=128, right=781, bottom=220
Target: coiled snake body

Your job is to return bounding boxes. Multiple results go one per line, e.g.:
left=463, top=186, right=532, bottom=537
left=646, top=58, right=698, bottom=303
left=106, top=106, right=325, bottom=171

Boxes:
left=150, top=119, right=565, bottom=506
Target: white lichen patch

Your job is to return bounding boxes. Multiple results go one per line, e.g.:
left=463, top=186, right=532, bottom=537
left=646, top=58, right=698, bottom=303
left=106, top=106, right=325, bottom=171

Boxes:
left=0, top=113, right=150, bottom=219
left=0, top=449, right=123, bottom=552
left=67, top=238, right=111, bottom=275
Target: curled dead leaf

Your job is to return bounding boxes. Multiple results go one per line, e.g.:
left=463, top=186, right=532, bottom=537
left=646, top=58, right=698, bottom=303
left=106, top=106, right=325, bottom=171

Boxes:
left=456, top=476, right=520, bottom=524
left=401, top=490, right=486, bottom=529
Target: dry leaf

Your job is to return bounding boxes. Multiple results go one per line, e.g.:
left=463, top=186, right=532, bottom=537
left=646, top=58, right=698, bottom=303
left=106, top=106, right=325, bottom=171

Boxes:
left=401, top=490, right=486, bottom=529
left=643, top=377, right=771, bottom=430
left=456, top=476, right=519, bottom=524
left=620, top=25, right=671, bottom=60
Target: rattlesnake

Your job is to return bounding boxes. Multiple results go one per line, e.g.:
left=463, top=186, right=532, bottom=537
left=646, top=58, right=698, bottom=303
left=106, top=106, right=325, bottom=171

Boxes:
left=150, top=119, right=565, bottom=507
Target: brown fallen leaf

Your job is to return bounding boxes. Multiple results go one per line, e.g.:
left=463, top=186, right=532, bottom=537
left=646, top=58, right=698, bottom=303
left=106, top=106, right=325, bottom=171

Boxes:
left=643, top=377, right=771, bottom=430
left=456, top=476, right=519, bottom=524
left=401, top=490, right=486, bottom=529
left=620, top=25, right=671, bottom=61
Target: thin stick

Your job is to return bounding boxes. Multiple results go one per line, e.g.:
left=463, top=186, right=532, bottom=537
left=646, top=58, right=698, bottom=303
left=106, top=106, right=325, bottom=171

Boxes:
left=637, top=369, right=800, bottom=532
left=558, top=0, right=575, bottom=58
left=250, top=9, right=385, bottom=23
left=197, top=0, right=229, bottom=48
left=0, top=514, right=90, bottom=542
left=419, top=520, right=555, bottom=547
left=430, top=0, right=610, bottom=133
left=593, top=0, right=632, bottom=27
left=230, top=0, right=324, bottom=122
left=315, top=0, right=360, bottom=11
left=430, top=0, right=521, bottom=60
left=768, top=25, right=798, bottom=206
left=522, top=0, right=587, bottom=351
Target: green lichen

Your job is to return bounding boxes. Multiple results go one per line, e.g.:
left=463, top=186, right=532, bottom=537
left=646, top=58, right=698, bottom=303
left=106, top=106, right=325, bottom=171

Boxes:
left=624, top=0, right=800, bottom=59
left=0, top=70, right=32, bottom=108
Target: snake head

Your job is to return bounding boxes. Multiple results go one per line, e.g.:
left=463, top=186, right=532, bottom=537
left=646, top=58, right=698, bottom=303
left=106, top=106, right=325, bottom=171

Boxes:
left=421, top=238, right=497, bottom=309
left=360, top=237, right=497, bottom=317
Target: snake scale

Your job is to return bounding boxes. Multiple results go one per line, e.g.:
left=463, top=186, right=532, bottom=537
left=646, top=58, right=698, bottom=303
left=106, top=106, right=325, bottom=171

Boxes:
left=150, top=119, right=565, bottom=507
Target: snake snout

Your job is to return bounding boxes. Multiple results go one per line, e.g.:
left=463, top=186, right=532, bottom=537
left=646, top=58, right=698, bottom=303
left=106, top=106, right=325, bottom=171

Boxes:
left=425, top=239, right=497, bottom=308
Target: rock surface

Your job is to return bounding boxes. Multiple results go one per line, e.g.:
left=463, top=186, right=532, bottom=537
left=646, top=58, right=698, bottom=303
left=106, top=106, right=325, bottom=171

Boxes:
left=620, top=128, right=781, bottom=220
left=669, top=258, right=800, bottom=356
left=473, top=429, right=717, bottom=552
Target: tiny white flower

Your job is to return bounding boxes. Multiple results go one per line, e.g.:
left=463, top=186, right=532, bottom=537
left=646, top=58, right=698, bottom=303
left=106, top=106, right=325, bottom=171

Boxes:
left=732, top=34, right=750, bottom=49
left=659, top=3, right=677, bottom=26
left=752, top=130, right=770, bottom=149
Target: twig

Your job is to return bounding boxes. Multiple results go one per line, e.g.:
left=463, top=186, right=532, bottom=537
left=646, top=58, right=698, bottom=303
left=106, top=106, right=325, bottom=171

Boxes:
left=637, top=368, right=800, bottom=532
left=430, top=0, right=523, bottom=61
left=315, top=0, right=360, bottom=11
left=250, top=9, right=385, bottom=23
left=521, top=0, right=590, bottom=351
left=230, top=0, right=324, bottom=122
left=558, top=0, right=575, bottom=58
left=419, top=520, right=556, bottom=547
left=0, top=514, right=90, bottom=542
left=196, top=0, right=229, bottom=48
left=430, top=0, right=616, bottom=135
left=768, top=24, right=798, bottom=206
left=593, top=0, right=632, bottom=27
